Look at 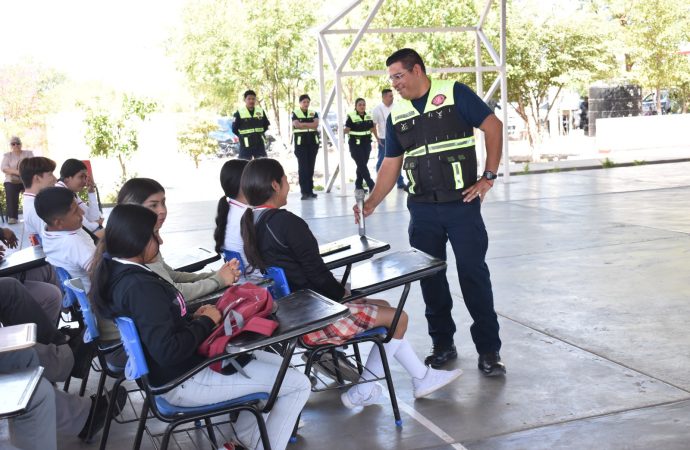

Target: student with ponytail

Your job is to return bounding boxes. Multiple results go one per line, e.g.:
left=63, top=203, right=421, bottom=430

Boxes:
left=90, top=204, right=310, bottom=450
left=213, top=159, right=250, bottom=267
left=240, top=158, right=463, bottom=409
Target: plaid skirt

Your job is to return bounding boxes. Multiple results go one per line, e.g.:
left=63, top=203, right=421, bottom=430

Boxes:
left=301, top=302, right=378, bottom=346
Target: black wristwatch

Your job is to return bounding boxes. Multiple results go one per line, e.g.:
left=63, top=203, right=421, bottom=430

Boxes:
left=482, top=170, right=498, bottom=181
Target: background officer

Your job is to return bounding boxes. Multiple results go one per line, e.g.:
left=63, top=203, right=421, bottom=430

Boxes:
left=232, top=90, right=270, bottom=160
left=292, top=94, right=320, bottom=200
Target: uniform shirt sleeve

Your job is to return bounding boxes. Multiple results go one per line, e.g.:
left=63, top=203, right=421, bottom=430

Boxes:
left=231, top=111, right=240, bottom=135
left=454, top=82, right=492, bottom=128
left=262, top=114, right=270, bottom=131
left=344, top=115, right=353, bottom=128
left=384, top=115, right=403, bottom=157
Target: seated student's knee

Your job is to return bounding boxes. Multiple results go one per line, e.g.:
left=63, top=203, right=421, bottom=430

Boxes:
left=396, top=310, right=409, bottom=335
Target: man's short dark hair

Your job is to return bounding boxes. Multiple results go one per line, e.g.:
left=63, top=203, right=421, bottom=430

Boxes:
left=244, top=90, right=257, bottom=99
left=381, top=88, right=392, bottom=96
left=299, top=94, right=310, bottom=102
left=35, top=187, right=75, bottom=226
left=386, top=48, right=426, bottom=73
left=19, top=157, right=56, bottom=188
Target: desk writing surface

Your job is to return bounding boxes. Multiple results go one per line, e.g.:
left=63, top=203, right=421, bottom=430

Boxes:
left=226, top=289, right=348, bottom=354
left=349, top=249, right=446, bottom=294
left=321, top=235, right=390, bottom=269
left=0, top=324, right=37, bottom=353
left=165, top=247, right=221, bottom=273
left=0, top=246, right=46, bottom=277
left=0, top=366, right=44, bottom=418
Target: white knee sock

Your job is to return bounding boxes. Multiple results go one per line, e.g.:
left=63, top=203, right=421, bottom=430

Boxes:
left=392, top=339, right=427, bottom=380
left=354, top=338, right=429, bottom=396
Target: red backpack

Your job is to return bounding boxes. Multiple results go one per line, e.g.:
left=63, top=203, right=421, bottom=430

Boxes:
left=198, top=283, right=278, bottom=372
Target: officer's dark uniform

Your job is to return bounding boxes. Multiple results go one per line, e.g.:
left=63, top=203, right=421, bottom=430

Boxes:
left=386, top=79, right=502, bottom=359
left=232, top=105, right=270, bottom=160
left=292, top=108, right=320, bottom=197
left=345, top=111, right=376, bottom=191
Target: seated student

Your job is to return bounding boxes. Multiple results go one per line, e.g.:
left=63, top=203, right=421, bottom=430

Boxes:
left=117, top=178, right=238, bottom=300
left=0, top=279, right=126, bottom=444
left=240, top=158, right=463, bottom=408
left=213, top=159, right=250, bottom=268
left=55, top=158, right=104, bottom=237
left=91, top=204, right=311, bottom=450
left=19, top=156, right=57, bottom=246
left=34, top=187, right=127, bottom=367
left=1, top=226, right=62, bottom=324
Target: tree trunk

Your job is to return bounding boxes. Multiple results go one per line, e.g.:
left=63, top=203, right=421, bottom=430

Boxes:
left=117, top=154, right=127, bottom=181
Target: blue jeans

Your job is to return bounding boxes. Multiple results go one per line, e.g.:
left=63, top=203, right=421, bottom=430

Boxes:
left=376, top=139, right=405, bottom=187
left=407, top=198, right=501, bottom=354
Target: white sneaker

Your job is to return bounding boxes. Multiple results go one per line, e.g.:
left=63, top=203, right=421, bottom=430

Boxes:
left=341, top=383, right=383, bottom=408
left=412, top=367, right=463, bottom=399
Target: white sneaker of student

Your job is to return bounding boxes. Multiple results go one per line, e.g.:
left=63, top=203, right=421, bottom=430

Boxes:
left=412, top=367, right=463, bottom=399
left=341, top=382, right=383, bottom=409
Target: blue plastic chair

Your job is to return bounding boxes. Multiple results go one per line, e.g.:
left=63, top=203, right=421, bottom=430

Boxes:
left=54, top=266, right=77, bottom=308
left=114, top=317, right=271, bottom=450
left=264, top=266, right=291, bottom=299
left=64, top=278, right=129, bottom=448
left=222, top=249, right=246, bottom=275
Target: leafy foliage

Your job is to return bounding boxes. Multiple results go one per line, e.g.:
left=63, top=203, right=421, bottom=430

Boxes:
left=177, top=115, right=219, bottom=168
left=83, top=95, right=157, bottom=184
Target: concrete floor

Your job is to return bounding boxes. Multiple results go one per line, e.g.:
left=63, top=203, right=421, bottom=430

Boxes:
left=12, top=161, right=689, bottom=449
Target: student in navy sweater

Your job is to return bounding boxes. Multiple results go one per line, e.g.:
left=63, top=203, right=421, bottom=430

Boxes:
left=90, top=204, right=310, bottom=450
left=239, top=158, right=462, bottom=409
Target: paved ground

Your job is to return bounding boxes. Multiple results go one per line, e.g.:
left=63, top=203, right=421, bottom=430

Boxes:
left=4, top=161, right=690, bottom=449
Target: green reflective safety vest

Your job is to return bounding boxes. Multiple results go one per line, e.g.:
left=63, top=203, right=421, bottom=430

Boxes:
left=391, top=79, right=477, bottom=202
left=347, top=111, right=373, bottom=146
left=236, top=106, right=266, bottom=149
left=292, top=108, right=319, bottom=147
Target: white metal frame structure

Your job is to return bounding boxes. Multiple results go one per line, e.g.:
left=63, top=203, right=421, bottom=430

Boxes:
left=317, top=0, right=509, bottom=194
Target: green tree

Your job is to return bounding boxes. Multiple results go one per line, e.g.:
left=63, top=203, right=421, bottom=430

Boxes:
left=83, top=95, right=157, bottom=184
left=626, top=0, right=690, bottom=114
left=0, top=62, right=65, bottom=146
left=172, top=0, right=320, bottom=135
left=497, top=0, right=617, bottom=148
left=177, top=114, right=218, bottom=168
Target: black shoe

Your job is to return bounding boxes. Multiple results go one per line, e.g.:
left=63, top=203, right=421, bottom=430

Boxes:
left=478, top=351, right=506, bottom=376
left=78, top=386, right=127, bottom=442
left=310, top=193, right=318, bottom=198
left=301, top=194, right=312, bottom=200
left=424, top=345, right=458, bottom=369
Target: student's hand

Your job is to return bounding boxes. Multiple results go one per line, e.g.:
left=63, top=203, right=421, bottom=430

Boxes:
left=86, top=175, right=97, bottom=193
left=217, top=259, right=241, bottom=286
left=198, top=305, right=222, bottom=325
left=1, top=228, right=18, bottom=249
left=0, top=245, right=5, bottom=261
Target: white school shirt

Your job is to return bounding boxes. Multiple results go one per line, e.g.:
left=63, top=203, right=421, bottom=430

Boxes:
left=55, top=180, right=101, bottom=232
left=21, top=193, right=45, bottom=245
left=372, top=102, right=392, bottom=139
left=42, top=227, right=97, bottom=294
left=223, top=198, right=249, bottom=267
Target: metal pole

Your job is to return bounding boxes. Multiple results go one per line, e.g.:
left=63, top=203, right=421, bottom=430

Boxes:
left=500, top=0, right=510, bottom=181
left=475, top=29, right=486, bottom=175
left=336, top=72, right=347, bottom=195
left=318, top=38, right=329, bottom=185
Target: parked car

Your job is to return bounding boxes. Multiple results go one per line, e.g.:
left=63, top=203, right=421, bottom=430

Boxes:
left=209, top=117, right=239, bottom=158
left=641, top=90, right=681, bottom=115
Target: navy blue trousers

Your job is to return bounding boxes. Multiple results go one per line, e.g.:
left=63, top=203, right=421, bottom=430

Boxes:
left=407, top=198, right=501, bottom=354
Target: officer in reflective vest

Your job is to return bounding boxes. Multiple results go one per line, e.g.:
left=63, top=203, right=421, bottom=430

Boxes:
left=354, top=48, right=506, bottom=376
left=292, top=94, right=320, bottom=200
left=232, top=90, right=271, bottom=160
left=345, top=98, right=378, bottom=192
